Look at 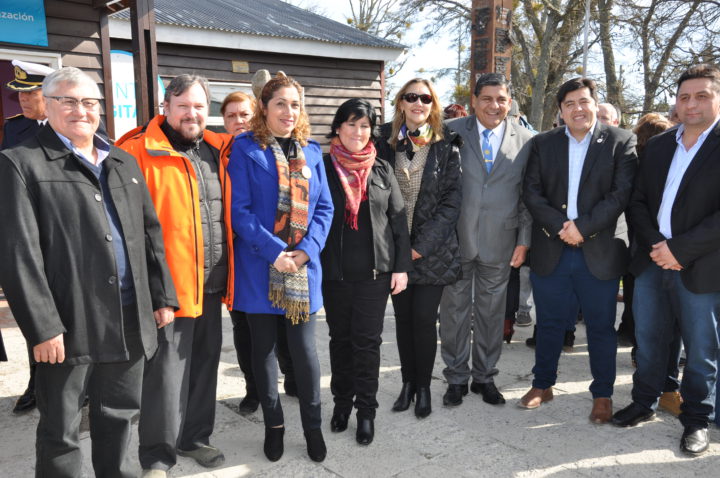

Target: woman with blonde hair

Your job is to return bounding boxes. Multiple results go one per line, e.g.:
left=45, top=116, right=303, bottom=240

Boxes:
left=228, top=73, right=333, bottom=463
left=375, top=78, right=462, bottom=419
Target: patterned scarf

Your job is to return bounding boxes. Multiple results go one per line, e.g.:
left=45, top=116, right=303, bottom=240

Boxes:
left=329, top=137, right=376, bottom=230
left=269, top=137, right=310, bottom=324
left=398, top=123, right=433, bottom=159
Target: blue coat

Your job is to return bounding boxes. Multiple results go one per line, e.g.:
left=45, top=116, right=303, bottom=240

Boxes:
left=228, top=133, right=333, bottom=315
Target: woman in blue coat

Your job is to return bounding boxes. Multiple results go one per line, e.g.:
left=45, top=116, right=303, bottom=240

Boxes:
left=228, top=73, right=333, bottom=463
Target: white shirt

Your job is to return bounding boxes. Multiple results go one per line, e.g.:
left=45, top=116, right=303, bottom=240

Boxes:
left=565, top=122, right=596, bottom=220
left=657, top=116, right=720, bottom=239
left=476, top=118, right=505, bottom=163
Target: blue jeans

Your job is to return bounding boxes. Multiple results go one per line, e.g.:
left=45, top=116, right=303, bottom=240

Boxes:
left=632, top=263, right=719, bottom=428
left=531, top=247, right=619, bottom=398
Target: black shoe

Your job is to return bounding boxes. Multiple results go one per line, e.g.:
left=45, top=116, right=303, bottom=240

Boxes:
left=563, top=330, right=575, bottom=352
left=680, top=426, right=709, bottom=456
left=284, top=379, right=298, bottom=398
left=392, top=382, right=416, bottom=412
left=304, top=428, right=327, bottom=462
left=525, top=326, right=537, bottom=348
left=442, top=384, right=468, bottom=407
left=263, top=426, right=284, bottom=462
left=13, top=387, right=36, bottom=414
left=611, top=403, right=654, bottom=427
left=616, top=330, right=634, bottom=347
left=330, top=412, right=349, bottom=432
left=356, top=416, right=374, bottom=445
left=470, top=381, right=506, bottom=405
left=239, top=395, right=259, bottom=415
left=414, top=386, right=431, bottom=418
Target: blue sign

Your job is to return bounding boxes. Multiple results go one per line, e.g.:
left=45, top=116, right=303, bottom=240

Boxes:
left=0, top=0, right=48, bottom=47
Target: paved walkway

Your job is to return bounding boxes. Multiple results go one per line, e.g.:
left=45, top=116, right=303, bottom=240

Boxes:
left=1, top=298, right=718, bottom=477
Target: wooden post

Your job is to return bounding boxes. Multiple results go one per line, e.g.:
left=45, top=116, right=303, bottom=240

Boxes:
left=129, top=0, right=159, bottom=125
left=470, top=0, right=513, bottom=86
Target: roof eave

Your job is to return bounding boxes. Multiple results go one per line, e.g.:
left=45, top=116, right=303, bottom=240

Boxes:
left=109, top=18, right=404, bottom=63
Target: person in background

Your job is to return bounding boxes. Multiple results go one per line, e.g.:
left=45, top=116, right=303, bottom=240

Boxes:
left=228, top=73, right=333, bottom=463
left=598, top=103, right=621, bottom=127
left=375, top=78, right=462, bottom=419
left=0, top=66, right=177, bottom=478
left=443, top=103, right=468, bottom=120
left=1, top=59, right=54, bottom=415
left=220, top=90, right=296, bottom=415
left=117, top=74, right=233, bottom=476
left=321, top=98, right=411, bottom=445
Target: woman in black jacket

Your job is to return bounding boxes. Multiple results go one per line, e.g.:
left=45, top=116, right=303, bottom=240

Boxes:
left=321, top=99, right=412, bottom=445
left=375, top=78, right=462, bottom=419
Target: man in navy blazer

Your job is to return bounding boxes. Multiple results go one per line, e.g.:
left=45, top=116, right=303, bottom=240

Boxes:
left=612, top=64, right=720, bottom=456
left=520, top=78, right=637, bottom=423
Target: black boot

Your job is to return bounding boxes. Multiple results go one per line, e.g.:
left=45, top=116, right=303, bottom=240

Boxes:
left=356, top=416, right=374, bottom=445
left=525, top=326, right=537, bottom=348
left=263, top=426, right=284, bottom=462
left=392, top=382, right=416, bottom=412
left=414, top=386, right=432, bottom=419
left=304, top=428, right=327, bottom=462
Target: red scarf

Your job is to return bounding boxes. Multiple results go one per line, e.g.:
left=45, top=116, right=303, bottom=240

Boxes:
left=330, top=137, right=376, bottom=230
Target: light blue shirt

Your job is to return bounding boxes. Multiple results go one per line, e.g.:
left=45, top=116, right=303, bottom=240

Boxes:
left=657, top=117, right=720, bottom=239
left=565, top=122, right=596, bottom=220
left=476, top=118, right=505, bottom=162
left=54, top=130, right=110, bottom=165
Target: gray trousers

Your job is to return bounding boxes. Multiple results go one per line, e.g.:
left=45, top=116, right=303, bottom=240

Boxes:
left=519, top=265, right=533, bottom=314
left=138, top=293, right=223, bottom=471
left=439, top=258, right=511, bottom=385
left=35, top=307, right=143, bottom=478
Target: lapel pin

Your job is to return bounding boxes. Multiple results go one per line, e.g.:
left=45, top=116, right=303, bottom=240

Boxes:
left=597, top=136, right=604, bottom=143
left=131, top=177, right=138, bottom=184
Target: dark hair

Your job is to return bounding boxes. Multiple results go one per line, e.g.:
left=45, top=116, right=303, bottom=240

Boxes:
left=474, top=73, right=511, bottom=96
left=327, top=98, right=377, bottom=139
left=443, top=104, right=468, bottom=119
left=556, top=77, right=598, bottom=108
left=163, top=74, right=210, bottom=104
left=677, top=64, right=720, bottom=94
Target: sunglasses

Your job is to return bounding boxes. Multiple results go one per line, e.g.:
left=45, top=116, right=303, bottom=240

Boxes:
left=401, top=93, right=433, bottom=104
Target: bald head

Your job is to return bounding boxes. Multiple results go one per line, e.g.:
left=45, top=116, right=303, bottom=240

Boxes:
left=598, top=103, right=620, bottom=126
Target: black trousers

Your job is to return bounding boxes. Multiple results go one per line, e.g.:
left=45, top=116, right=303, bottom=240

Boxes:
left=35, top=306, right=143, bottom=478
left=323, top=274, right=391, bottom=419
left=230, top=310, right=294, bottom=398
left=505, top=266, right=521, bottom=320
left=246, top=313, right=322, bottom=430
left=391, top=284, right=445, bottom=388
left=139, top=293, right=223, bottom=471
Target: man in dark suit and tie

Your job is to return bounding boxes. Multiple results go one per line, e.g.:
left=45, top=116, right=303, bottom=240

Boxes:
left=612, top=64, right=720, bottom=456
left=519, top=78, right=637, bottom=424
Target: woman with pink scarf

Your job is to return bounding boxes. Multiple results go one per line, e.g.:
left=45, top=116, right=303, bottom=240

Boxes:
left=320, top=99, right=412, bottom=446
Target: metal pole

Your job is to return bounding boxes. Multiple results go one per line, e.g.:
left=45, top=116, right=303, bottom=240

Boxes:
left=582, top=0, right=591, bottom=76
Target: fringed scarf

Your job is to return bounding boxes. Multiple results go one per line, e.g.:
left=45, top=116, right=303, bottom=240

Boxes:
left=268, top=137, right=310, bottom=324
left=397, top=123, right=433, bottom=160
left=329, top=137, right=376, bottom=230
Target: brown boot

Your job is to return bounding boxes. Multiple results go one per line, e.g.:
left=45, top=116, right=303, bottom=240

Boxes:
left=518, top=387, right=553, bottom=409
left=589, top=397, right=613, bottom=424
left=658, top=391, right=682, bottom=417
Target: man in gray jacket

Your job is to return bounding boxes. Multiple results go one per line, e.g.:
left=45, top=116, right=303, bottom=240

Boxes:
left=0, top=67, right=177, bottom=478
left=440, top=73, right=533, bottom=407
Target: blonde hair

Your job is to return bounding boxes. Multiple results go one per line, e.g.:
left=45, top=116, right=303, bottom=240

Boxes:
left=249, top=73, right=310, bottom=149
left=220, top=90, right=255, bottom=116
left=390, top=78, right=444, bottom=149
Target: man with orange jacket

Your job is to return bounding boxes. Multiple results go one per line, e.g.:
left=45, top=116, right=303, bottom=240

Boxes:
left=117, top=74, right=234, bottom=477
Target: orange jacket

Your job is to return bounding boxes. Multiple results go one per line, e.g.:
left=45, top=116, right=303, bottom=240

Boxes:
left=116, top=115, right=234, bottom=318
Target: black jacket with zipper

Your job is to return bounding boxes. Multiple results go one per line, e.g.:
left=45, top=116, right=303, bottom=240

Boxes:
left=375, top=123, right=463, bottom=285
left=321, top=154, right=413, bottom=281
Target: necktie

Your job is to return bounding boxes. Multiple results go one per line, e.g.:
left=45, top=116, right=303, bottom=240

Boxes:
left=482, top=129, right=493, bottom=173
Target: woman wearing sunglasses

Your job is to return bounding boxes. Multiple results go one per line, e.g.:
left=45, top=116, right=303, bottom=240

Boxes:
left=320, top=98, right=412, bottom=445
left=375, top=78, right=462, bottom=419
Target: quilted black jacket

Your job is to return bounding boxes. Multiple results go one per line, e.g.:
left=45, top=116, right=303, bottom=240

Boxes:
left=375, top=123, right=462, bottom=285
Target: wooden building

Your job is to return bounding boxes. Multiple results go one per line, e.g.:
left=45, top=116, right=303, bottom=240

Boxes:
left=108, top=0, right=403, bottom=143
left=0, top=0, right=403, bottom=145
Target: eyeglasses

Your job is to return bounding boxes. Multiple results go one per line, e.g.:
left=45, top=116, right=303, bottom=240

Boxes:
left=45, top=96, right=101, bottom=111
left=401, top=93, right=433, bottom=104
